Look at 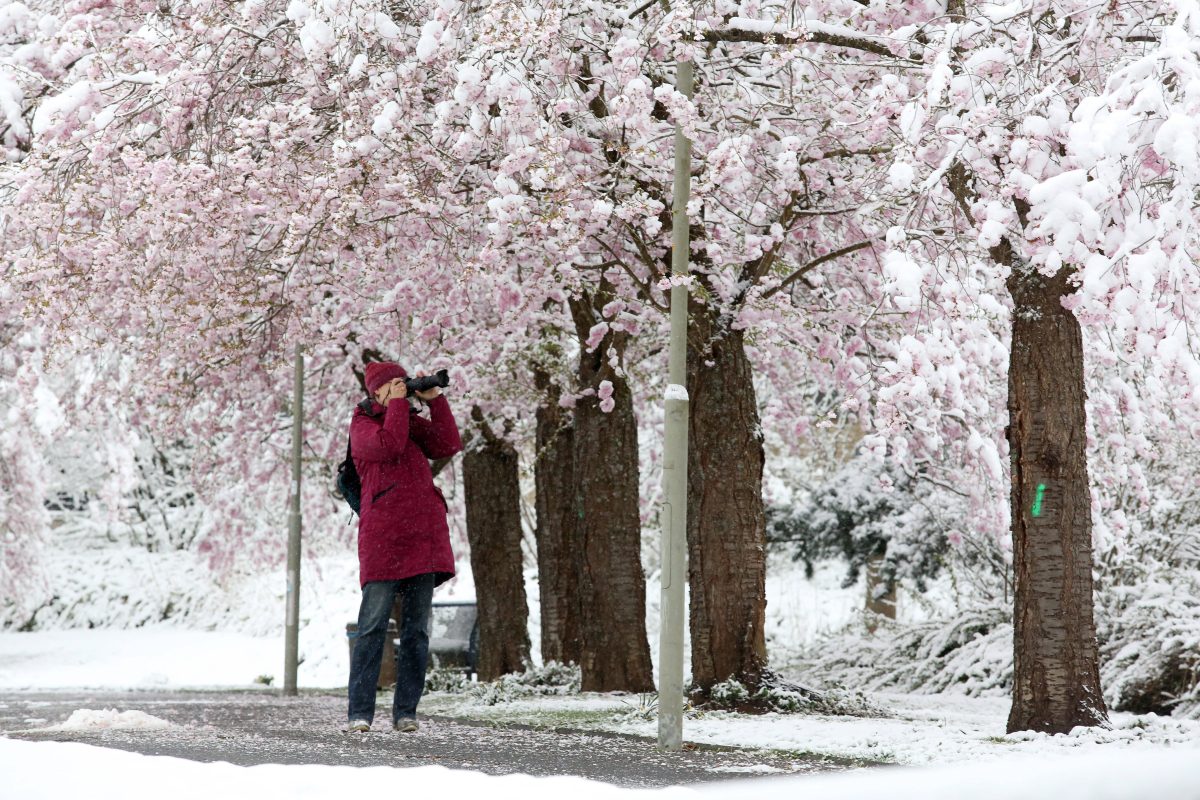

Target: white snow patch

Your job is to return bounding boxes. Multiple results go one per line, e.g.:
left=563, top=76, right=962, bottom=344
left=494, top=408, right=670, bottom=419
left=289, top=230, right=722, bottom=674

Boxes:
left=887, top=161, right=914, bottom=191
left=47, top=708, right=174, bottom=731
left=0, top=629, right=282, bottom=690
left=0, top=739, right=696, bottom=800
left=3, top=735, right=1200, bottom=800
left=705, top=746, right=1200, bottom=800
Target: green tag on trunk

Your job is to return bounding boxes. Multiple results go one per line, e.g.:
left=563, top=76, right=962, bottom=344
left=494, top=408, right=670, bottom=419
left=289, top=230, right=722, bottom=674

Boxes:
left=1031, top=483, right=1046, bottom=517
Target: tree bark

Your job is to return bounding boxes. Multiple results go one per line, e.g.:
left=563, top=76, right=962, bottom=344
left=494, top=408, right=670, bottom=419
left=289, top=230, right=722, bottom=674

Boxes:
left=864, top=551, right=897, bottom=633
left=462, top=414, right=531, bottom=681
left=686, top=305, right=768, bottom=693
left=568, top=293, right=655, bottom=692
left=1004, top=263, right=1108, bottom=734
left=533, top=371, right=582, bottom=666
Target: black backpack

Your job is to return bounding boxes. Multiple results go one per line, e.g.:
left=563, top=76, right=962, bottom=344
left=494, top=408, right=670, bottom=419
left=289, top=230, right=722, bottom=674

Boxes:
left=335, top=399, right=374, bottom=515
left=335, top=439, right=361, bottom=514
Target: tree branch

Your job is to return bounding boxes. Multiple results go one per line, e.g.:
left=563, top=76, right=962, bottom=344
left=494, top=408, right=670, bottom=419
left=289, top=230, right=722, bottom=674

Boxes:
left=762, top=239, right=876, bottom=299
left=704, top=25, right=916, bottom=61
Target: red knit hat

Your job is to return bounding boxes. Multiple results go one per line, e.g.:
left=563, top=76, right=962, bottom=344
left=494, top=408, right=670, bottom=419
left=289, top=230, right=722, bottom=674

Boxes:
left=364, top=361, right=408, bottom=394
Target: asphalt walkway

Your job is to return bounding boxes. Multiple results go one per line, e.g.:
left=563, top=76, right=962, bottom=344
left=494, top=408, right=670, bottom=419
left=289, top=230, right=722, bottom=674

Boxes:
left=0, top=690, right=848, bottom=787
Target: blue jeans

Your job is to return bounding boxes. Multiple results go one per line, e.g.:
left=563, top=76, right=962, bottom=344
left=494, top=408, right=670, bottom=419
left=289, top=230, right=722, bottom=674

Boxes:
left=347, top=574, right=434, bottom=725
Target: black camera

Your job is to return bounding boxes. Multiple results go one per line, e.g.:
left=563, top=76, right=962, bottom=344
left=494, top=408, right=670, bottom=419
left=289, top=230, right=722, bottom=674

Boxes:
left=405, top=369, right=450, bottom=394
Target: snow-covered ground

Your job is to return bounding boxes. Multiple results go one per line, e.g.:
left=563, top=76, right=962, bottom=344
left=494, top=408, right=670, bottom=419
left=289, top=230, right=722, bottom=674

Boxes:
left=0, top=628, right=285, bottom=690
left=3, top=734, right=1199, bottom=800
left=418, top=690, right=1200, bottom=767
left=3, top=623, right=1198, bottom=769
left=4, top=550, right=1197, bottom=799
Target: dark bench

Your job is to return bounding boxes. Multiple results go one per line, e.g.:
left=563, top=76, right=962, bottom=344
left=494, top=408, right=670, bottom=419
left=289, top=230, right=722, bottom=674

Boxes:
left=347, top=600, right=478, bottom=689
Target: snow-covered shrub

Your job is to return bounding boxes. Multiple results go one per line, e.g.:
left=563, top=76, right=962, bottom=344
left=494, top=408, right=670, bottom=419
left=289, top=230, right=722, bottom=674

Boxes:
left=708, top=677, right=750, bottom=706
left=706, top=673, right=890, bottom=717
left=767, top=452, right=966, bottom=597
left=425, top=667, right=470, bottom=694
left=8, top=530, right=234, bottom=630
left=1090, top=439, right=1200, bottom=718
left=1100, top=576, right=1200, bottom=718
left=468, top=661, right=582, bottom=705
left=795, top=607, right=1013, bottom=697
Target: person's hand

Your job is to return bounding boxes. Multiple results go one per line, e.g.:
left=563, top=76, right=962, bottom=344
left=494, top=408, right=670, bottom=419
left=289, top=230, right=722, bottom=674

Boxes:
left=380, top=378, right=407, bottom=406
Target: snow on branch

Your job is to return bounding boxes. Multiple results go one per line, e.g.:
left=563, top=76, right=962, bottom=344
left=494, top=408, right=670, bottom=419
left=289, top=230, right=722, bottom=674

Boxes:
left=706, top=18, right=916, bottom=61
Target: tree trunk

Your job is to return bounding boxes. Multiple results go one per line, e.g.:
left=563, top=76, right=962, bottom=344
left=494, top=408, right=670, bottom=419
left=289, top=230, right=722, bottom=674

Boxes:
left=568, top=294, right=655, bottom=692
left=533, top=371, right=582, bottom=666
left=864, top=551, right=897, bottom=633
left=1004, top=264, right=1108, bottom=734
left=686, top=305, right=768, bottom=693
left=462, top=415, right=531, bottom=681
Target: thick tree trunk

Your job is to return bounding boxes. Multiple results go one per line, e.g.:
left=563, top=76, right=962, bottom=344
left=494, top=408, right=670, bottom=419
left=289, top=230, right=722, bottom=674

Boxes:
left=569, top=295, right=655, bottom=692
left=686, top=306, right=768, bottom=693
left=533, top=371, right=582, bottom=666
left=1005, top=265, right=1108, bottom=734
left=462, top=417, right=531, bottom=681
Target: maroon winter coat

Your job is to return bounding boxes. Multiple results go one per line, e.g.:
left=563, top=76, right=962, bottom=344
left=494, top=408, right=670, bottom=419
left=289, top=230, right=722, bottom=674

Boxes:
left=350, top=395, right=463, bottom=587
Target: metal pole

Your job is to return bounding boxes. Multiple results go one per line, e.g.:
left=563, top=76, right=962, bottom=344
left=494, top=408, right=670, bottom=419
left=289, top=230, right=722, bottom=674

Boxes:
left=658, top=57, right=692, bottom=752
left=284, top=343, right=303, bottom=696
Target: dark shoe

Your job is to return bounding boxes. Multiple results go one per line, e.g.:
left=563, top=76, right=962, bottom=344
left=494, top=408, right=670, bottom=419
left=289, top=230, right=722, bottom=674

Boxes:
left=393, top=717, right=419, bottom=733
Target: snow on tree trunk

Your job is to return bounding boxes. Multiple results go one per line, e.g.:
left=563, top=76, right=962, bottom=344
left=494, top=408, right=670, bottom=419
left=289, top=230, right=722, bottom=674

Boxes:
left=533, top=370, right=581, bottom=667
left=686, top=305, right=768, bottom=693
left=462, top=416, right=530, bottom=681
left=569, top=294, right=654, bottom=692
left=1005, top=260, right=1108, bottom=734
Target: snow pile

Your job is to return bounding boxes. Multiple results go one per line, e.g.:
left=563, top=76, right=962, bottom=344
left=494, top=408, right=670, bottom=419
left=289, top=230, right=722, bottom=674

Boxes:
left=48, top=708, right=174, bottom=731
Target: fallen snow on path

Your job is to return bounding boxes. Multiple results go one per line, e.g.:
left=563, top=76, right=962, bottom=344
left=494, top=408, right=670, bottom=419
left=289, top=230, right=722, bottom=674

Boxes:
left=2, top=736, right=1200, bottom=800
left=704, top=765, right=787, bottom=774
left=47, top=708, right=174, bottom=731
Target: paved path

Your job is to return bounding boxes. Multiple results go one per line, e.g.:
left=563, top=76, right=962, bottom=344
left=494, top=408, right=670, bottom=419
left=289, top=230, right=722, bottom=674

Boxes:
left=0, top=690, right=849, bottom=787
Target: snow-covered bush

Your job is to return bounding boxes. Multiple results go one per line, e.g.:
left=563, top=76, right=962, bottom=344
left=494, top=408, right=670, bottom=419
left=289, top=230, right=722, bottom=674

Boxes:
left=767, top=452, right=969, bottom=598
left=1090, top=433, right=1200, bottom=718
left=708, top=677, right=750, bottom=706
left=1100, top=576, right=1200, bottom=719
left=706, top=674, right=890, bottom=718
left=794, top=607, right=1013, bottom=697
left=425, top=667, right=470, bottom=694
left=467, top=661, right=582, bottom=705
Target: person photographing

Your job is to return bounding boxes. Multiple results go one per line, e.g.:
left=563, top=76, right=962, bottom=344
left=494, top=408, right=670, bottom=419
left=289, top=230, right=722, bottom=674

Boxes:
left=346, top=361, right=462, bottom=734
